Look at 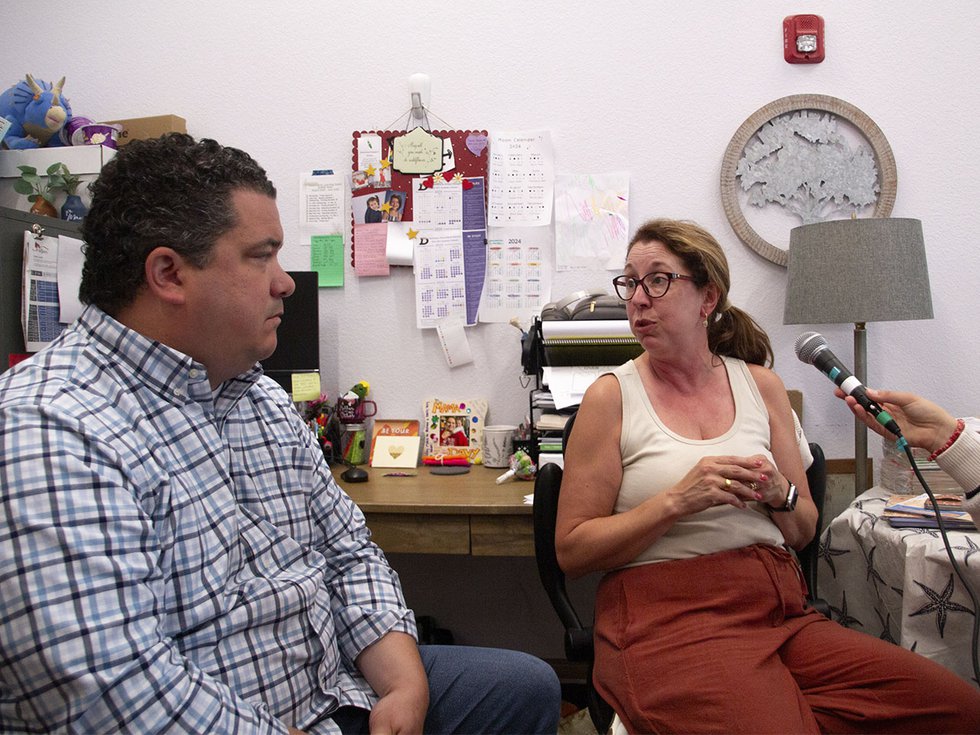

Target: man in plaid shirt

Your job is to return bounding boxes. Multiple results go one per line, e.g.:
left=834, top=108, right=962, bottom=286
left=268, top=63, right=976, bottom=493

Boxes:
left=0, top=133, right=560, bottom=734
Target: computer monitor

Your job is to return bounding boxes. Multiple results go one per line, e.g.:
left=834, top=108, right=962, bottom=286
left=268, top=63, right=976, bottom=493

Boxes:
left=260, top=271, right=320, bottom=391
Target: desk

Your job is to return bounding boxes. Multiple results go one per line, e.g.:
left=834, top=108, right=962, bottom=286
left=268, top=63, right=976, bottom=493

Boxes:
left=337, top=466, right=588, bottom=666
left=338, top=466, right=535, bottom=556
left=817, top=487, right=980, bottom=682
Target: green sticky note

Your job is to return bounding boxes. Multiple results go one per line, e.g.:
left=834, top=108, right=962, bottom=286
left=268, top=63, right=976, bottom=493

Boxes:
left=311, top=235, right=344, bottom=287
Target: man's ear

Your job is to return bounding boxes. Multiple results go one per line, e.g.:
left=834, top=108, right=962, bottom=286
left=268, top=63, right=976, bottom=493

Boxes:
left=144, top=247, right=188, bottom=305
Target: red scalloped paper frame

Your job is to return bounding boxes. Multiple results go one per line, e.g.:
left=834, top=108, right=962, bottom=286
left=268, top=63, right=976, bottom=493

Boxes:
left=350, top=129, right=489, bottom=267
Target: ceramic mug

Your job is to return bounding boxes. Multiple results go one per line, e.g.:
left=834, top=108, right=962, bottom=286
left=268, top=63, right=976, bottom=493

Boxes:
left=338, top=398, right=377, bottom=423
left=482, top=425, right=517, bottom=468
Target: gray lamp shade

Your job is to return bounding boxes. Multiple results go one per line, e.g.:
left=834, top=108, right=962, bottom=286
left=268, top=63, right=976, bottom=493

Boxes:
left=784, top=218, right=934, bottom=324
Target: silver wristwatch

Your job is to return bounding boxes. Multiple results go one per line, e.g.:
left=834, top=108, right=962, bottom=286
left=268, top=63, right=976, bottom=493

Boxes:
left=770, top=482, right=798, bottom=512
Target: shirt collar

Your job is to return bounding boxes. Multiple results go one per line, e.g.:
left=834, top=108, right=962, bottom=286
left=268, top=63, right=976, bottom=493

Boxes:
left=77, top=305, right=263, bottom=410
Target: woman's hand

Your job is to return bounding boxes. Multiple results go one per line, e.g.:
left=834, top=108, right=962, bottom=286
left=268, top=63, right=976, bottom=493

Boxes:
left=836, top=387, right=958, bottom=454
left=666, top=454, right=775, bottom=514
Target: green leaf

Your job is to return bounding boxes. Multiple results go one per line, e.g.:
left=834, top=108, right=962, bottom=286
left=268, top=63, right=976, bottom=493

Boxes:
left=16, top=165, right=37, bottom=176
left=46, top=162, right=63, bottom=176
left=13, top=180, right=33, bottom=195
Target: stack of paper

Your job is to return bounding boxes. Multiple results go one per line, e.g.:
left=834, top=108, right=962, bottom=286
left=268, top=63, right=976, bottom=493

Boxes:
left=883, top=494, right=976, bottom=530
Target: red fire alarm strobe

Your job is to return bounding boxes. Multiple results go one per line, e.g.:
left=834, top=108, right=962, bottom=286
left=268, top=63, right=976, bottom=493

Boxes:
left=784, top=14, right=824, bottom=63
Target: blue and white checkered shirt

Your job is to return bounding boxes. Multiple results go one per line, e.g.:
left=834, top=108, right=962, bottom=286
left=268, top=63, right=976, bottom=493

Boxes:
left=0, top=306, right=416, bottom=733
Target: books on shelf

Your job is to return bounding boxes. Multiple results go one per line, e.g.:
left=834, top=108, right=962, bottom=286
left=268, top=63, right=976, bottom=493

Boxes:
left=883, top=493, right=976, bottom=530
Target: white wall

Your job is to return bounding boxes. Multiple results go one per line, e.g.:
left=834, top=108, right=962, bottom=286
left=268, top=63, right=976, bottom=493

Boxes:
left=5, top=0, right=978, bottom=466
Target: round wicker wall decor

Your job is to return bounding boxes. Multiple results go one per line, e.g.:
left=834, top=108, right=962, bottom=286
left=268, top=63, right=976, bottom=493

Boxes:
left=720, top=94, right=897, bottom=267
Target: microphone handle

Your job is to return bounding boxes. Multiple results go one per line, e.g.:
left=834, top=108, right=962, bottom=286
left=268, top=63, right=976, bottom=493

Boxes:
left=850, top=385, right=903, bottom=438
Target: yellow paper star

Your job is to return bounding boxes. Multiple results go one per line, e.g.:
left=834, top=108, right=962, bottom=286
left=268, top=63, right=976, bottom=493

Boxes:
left=381, top=202, right=391, bottom=213
left=453, top=173, right=464, bottom=183
left=407, top=228, right=419, bottom=240
left=365, top=164, right=377, bottom=177
left=380, top=158, right=391, bottom=169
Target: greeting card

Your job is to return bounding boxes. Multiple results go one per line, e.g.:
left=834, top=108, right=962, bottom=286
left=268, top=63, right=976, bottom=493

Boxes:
left=370, top=419, right=421, bottom=467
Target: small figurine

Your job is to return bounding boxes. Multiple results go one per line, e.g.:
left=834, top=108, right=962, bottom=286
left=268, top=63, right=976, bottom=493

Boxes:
left=345, top=380, right=370, bottom=400
left=0, top=75, right=72, bottom=149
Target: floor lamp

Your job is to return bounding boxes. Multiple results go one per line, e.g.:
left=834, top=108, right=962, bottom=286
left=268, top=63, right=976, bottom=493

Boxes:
left=784, top=218, right=933, bottom=496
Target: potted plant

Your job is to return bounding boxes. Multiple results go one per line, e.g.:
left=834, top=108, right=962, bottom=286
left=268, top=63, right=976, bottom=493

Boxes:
left=51, top=164, right=87, bottom=221
left=13, top=163, right=62, bottom=218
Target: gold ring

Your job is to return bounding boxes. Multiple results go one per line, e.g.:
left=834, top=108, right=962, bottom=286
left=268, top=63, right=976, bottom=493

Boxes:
left=724, top=478, right=732, bottom=488
left=749, top=482, right=757, bottom=491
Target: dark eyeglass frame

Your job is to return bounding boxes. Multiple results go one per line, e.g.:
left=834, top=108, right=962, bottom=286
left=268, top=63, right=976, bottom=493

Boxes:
left=612, top=271, right=697, bottom=301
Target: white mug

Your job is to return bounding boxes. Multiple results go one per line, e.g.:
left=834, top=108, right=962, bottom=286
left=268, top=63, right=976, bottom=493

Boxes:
left=482, top=425, right=517, bottom=468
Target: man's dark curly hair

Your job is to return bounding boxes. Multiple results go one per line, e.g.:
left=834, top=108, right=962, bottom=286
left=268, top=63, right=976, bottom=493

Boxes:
left=79, top=133, right=276, bottom=315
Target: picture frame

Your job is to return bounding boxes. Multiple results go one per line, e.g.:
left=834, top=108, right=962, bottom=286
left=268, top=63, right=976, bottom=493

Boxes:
left=421, top=397, right=488, bottom=464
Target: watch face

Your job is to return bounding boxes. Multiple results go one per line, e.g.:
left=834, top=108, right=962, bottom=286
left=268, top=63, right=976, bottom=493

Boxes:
left=785, top=483, right=799, bottom=511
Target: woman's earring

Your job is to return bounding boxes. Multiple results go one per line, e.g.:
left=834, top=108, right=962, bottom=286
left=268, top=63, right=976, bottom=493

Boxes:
left=701, top=312, right=708, bottom=327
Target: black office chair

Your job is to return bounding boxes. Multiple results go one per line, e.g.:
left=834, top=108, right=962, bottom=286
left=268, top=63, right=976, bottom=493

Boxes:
left=532, top=413, right=615, bottom=734
left=796, top=442, right=830, bottom=616
left=533, top=415, right=830, bottom=733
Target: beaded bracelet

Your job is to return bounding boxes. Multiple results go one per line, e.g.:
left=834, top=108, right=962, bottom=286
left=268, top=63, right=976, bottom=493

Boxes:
left=928, top=418, right=965, bottom=461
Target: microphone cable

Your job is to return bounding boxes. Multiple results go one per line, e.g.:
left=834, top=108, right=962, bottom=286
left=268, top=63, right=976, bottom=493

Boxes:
left=902, top=444, right=980, bottom=687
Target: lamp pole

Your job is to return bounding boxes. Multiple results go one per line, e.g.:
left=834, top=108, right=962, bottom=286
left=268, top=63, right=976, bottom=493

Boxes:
left=853, top=321, right=868, bottom=496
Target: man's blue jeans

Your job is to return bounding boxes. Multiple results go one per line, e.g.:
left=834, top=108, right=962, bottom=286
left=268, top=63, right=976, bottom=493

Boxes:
left=329, top=645, right=560, bottom=734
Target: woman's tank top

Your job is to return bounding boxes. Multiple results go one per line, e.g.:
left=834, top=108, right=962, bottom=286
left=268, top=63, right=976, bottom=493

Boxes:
left=611, top=356, right=786, bottom=566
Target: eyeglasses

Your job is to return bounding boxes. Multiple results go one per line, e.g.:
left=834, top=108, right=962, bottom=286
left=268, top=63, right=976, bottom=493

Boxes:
left=612, top=272, right=697, bottom=301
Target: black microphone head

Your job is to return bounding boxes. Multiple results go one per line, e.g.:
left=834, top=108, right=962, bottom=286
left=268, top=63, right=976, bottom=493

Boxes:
left=794, top=331, right=828, bottom=365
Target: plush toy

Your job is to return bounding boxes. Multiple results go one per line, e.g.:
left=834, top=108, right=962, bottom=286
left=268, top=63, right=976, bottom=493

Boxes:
left=0, top=74, right=71, bottom=149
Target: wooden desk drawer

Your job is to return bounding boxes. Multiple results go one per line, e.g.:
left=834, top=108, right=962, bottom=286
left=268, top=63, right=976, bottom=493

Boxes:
left=365, top=513, right=470, bottom=555
left=471, top=515, right=534, bottom=556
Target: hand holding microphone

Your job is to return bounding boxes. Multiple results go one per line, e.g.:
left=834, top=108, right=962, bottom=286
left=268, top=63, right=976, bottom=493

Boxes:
left=840, top=387, right=960, bottom=455
left=794, top=331, right=904, bottom=438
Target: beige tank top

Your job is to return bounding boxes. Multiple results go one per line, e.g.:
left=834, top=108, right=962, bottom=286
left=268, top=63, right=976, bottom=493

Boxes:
left=611, top=356, right=786, bottom=567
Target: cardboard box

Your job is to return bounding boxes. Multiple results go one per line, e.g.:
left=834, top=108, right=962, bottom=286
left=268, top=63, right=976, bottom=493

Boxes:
left=103, top=115, right=186, bottom=146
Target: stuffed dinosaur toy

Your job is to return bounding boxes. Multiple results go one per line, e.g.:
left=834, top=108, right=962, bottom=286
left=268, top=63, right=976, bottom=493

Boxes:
left=0, top=74, right=72, bottom=149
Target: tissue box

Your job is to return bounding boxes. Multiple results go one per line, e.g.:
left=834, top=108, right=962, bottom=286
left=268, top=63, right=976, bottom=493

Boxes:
left=104, top=115, right=186, bottom=146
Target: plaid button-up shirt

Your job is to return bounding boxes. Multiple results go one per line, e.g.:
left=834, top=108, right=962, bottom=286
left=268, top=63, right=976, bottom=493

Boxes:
left=0, top=306, right=415, bottom=733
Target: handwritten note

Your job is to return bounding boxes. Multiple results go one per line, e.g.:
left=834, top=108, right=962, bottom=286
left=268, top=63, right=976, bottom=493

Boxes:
left=353, top=224, right=391, bottom=276
left=291, top=372, right=322, bottom=402
left=310, top=235, right=344, bottom=287
left=392, top=127, right=444, bottom=175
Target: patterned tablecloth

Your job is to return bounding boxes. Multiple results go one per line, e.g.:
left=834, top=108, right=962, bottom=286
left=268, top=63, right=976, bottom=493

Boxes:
left=817, top=487, right=980, bottom=684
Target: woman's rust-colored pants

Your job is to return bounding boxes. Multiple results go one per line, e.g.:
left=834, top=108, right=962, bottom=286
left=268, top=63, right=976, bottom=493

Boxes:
left=594, top=544, right=980, bottom=734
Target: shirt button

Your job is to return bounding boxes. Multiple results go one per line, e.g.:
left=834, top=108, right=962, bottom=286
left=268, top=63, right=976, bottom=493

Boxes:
left=174, top=387, right=184, bottom=397
left=189, top=369, right=199, bottom=379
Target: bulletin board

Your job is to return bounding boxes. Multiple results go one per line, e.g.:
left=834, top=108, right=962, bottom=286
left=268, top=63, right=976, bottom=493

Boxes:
left=350, top=129, right=488, bottom=266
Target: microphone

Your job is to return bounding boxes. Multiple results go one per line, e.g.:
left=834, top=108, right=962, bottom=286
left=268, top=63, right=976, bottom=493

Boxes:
left=795, top=331, right=903, bottom=437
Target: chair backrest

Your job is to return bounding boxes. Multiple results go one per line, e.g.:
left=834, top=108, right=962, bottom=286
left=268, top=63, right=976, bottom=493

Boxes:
left=532, top=413, right=616, bottom=733
left=797, top=442, right=827, bottom=599
left=532, top=413, right=594, bottom=660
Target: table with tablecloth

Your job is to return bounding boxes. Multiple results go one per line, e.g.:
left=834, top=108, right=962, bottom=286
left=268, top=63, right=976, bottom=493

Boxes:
left=817, top=486, right=979, bottom=683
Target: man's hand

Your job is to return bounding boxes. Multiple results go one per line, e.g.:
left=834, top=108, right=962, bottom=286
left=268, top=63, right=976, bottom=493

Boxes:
left=368, top=686, right=428, bottom=734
